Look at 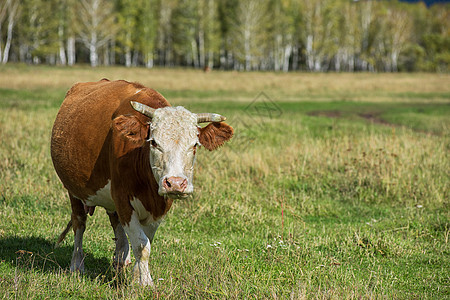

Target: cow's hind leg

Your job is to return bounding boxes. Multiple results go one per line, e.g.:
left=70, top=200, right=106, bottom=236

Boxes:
left=107, top=212, right=131, bottom=269
left=69, top=193, right=87, bottom=273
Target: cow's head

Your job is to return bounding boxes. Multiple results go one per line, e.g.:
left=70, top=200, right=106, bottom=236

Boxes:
left=114, top=101, right=233, bottom=198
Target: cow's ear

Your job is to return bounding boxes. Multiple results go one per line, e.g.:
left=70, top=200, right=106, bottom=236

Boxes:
left=112, top=115, right=149, bottom=147
left=198, top=122, right=234, bottom=151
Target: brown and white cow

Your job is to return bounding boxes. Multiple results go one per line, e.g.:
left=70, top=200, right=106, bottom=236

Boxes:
left=51, top=79, right=233, bottom=286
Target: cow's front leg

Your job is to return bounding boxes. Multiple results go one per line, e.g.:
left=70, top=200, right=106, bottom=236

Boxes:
left=123, top=211, right=153, bottom=286
left=107, top=212, right=131, bottom=269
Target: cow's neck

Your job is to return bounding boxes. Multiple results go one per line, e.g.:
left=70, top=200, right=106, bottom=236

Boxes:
left=111, top=145, right=173, bottom=224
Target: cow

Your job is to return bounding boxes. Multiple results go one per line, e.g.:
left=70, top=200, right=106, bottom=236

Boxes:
left=51, top=79, right=233, bottom=286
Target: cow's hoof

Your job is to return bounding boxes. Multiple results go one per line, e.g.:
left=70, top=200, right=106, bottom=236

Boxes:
left=69, top=262, right=85, bottom=273
left=70, top=252, right=85, bottom=273
left=132, top=263, right=154, bottom=287
left=113, top=258, right=132, bottom=271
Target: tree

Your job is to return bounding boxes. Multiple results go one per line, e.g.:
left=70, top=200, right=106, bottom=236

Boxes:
left=333, top=0, right=359, bottom=71
left=0, top=0, right=446, bottom=71
left=75, top=0, right=117, bottom=67
left=171, top=0, right=198, bottom=67
left=299, top=0, right=338, bottom=71
left=422, top=4, right=450, bottom=72
left=0, top=0, right=20, bottom=64
left=156, top=0, right=175, bottom=66
left=230, top=0, right=269, bottom=70
left=217, top=0, right=238, bottom=69
left=54, top=0, right=77, bottom=65
left=136, top=0, right=159, bottom=68
left=117, top=0, right=139, bottom=67
left=16, top=0, right=61, bottom=64
left=197, top=0, right=220, bottom=69
left=268, top=0, right=296, bottom=72
left=383, top=5, right=412, bottom=71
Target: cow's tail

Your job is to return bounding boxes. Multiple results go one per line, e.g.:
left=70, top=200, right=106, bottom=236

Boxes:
left=55, top=219, right=72, bottom=248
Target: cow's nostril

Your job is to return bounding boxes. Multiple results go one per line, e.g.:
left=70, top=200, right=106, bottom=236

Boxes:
left=181, top=179, right=187, bottom=188
left=164, top=178, right=171, bottom=188
left=163, top=177, right=188, bottom=193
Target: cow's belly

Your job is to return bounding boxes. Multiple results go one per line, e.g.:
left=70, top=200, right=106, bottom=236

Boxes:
left=84, top=180, right=116, bottom=212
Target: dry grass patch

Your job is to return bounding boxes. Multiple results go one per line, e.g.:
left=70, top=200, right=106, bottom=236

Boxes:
left=1, top=65, right=449, bottom=103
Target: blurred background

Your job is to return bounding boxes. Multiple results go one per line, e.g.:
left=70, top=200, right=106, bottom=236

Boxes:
left=0, top=0, right=448, bottom=72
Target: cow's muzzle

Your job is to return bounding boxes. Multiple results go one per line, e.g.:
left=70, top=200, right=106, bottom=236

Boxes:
left=161, top=176, right=191, bottom=198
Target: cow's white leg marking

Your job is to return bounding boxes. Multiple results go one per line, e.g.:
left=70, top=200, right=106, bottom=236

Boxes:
left=123, top=212, right=153, bottom=286
left=143, top=220, right=161, bottom=244
left=70, top=227, right=85, bottom=272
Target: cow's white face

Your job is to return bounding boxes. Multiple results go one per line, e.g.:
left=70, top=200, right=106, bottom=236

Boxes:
left=127, top=100, right=233, bottom=198
left=148, top=107, right=199, bottom=198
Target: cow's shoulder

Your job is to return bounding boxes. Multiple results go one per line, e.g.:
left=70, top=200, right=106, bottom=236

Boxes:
left=65, top=79, right=111, bottom=99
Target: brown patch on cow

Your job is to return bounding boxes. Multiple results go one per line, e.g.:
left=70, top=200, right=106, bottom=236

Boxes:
left=112, top=115, right=149, bottom=157
left=110, top=143, right=170, bottom=225
left=199, top=122, right=234, bottom=151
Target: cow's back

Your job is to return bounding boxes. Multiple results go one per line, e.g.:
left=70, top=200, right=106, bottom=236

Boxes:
left=51, top=79, right=169, bottom=199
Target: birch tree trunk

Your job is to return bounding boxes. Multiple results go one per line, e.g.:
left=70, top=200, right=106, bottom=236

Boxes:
left=191, top=39, right=199, bottom=68
left=198, top=28, right=205, bottom=68
left=282, top=44, right=292, bottom=72
left=306, top=34, right=314, bottom=71
left=146, top=52, right=154, bottom=68
left=58, top=25, right=67, bottom=65
left=0, top=0, right=8, bottom=56
left=76, top=0, right=117, bottom=67
left=244, top=26, right=251, bottom=71
left=67, top=36, right=76, bottom=65
left=2, top=0, right=19, bottom=64
left=90, top=43, right=98, bottom=67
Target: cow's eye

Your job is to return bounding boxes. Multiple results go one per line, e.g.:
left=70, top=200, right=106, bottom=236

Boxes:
left=150, top=139, right=158, bottom=148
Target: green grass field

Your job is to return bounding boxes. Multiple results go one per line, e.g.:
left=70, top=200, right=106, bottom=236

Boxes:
left=0, top=65, right=449, bottom=299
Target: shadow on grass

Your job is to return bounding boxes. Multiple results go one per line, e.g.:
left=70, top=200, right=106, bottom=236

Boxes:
left=0, top=236, right=115, bottom=282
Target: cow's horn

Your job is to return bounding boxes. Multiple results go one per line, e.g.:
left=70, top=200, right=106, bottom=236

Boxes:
left=130, top=101, right=156, bottom=118
left=197, top=113, right=226, bottom=123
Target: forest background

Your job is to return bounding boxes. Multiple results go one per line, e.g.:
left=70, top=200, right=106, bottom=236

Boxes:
left=0, top=0, right=449, bottom=72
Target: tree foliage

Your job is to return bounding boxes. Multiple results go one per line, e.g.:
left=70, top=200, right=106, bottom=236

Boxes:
left=1, top=0, right=448, bottom=71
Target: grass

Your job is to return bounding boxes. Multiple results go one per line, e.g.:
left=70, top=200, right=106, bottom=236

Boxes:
left=0, top=65, right=449, bottom=299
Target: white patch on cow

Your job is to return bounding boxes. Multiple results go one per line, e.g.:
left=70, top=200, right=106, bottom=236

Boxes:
left=123, top=211, right=154, bottom=286
left=130, top=197, right=158, bottom=225
left=85, top=180, right=115, bottom=212
left=134, top=88, right=143, bottom=95
left=130, top=198, right=162, bottom=242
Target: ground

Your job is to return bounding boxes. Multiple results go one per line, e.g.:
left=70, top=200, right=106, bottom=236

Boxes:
left=0, top=65, right=448, bottom=299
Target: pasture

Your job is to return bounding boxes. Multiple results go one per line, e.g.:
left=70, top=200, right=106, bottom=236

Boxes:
left=0, top=65, right=449, bottom=299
